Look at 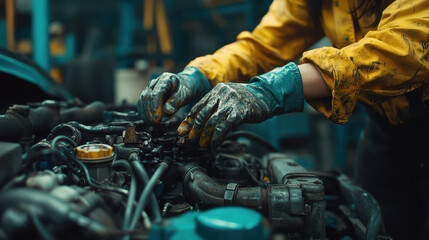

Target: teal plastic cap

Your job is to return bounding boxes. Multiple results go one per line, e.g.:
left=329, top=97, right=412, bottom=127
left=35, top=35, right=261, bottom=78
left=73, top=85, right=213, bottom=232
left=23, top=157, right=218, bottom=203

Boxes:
left=195, top=207, right=264, bottom=240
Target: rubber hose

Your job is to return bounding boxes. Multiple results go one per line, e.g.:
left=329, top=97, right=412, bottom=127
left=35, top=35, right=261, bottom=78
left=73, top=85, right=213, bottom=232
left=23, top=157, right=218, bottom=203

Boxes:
left=128, top=162, right=168, bottom=231
left=111, top=160, right=137, bottom=231
left=183, top=166, right=267, bottom=209
left=129, top=154, right=162, bottom=223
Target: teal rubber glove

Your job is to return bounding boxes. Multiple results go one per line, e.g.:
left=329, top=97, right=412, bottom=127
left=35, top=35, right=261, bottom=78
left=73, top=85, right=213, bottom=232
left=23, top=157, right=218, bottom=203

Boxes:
left=137, top=67, right=211, bottom=125
left=177, top=62, right=304, bottom=148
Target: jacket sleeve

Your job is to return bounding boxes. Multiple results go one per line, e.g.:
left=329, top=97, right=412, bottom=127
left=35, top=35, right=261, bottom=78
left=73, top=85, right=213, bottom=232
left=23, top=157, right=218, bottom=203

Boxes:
left=186, top=0, right=324, bottom=87
left=300, top=0, right=429, bottom=124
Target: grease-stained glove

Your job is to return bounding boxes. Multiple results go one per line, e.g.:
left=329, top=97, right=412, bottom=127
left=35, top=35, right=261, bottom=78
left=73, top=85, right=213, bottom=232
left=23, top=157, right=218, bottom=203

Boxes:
left=137, top=67, right=211, bottom=125
left=177, top=62, right=304, bottom=148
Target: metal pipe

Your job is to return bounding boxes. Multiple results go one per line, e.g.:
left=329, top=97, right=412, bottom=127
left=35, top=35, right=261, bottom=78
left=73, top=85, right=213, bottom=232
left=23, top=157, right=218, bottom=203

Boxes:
left=235, top=186, right=268, bottom=209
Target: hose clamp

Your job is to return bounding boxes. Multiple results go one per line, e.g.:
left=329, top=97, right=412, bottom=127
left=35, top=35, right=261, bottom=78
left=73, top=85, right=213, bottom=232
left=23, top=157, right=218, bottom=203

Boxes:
left=224, top=183, right=239, bottom=205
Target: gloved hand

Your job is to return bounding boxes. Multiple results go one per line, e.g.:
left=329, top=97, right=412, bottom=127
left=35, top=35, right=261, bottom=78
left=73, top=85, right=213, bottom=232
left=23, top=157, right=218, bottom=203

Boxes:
left=177, top=62, right=304, bottom=148
left=137, top=67, right=211, bottom=125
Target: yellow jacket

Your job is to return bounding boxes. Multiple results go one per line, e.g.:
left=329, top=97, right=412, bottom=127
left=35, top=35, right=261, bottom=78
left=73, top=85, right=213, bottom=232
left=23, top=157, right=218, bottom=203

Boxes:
left=187, top=0, right=429, bottom=124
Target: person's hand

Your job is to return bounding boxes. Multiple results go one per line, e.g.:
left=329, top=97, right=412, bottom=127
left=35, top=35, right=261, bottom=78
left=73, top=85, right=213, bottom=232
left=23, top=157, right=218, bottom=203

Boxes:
left=177, top=82, right=270, bottom=148
left=137, top=67, right=211, bottom=125
left=177, top=62, right=305, bottom=149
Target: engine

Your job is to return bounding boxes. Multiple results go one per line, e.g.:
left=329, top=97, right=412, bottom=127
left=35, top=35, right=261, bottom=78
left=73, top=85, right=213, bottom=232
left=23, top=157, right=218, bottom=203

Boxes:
left=0, top=100, right=390, bottom=240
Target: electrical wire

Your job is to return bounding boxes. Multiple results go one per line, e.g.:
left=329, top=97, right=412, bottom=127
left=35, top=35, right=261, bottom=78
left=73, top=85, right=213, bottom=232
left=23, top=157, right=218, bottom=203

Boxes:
left=244, top=165, right=260, bottom=184
left=22, top=145, right=77, bottom=178
left=111, top=160, right=137, bottom=231
left=70, top=153, right=128, bottom=196
left=9, top=135, right=153, bottom=239
left=128, top=162, right=168, bottom=231
left=129, top=153, right=162, bottom=223
left=30, top=212, right=55, bottom=240
left=51, top=135, right=129, bottom=196
left=52, top=135, right=77, bottom=149
left=67, top=210, right=150, bottom=239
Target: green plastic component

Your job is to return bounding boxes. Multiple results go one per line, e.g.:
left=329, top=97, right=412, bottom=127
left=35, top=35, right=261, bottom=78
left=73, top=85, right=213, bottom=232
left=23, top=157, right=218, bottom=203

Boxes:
left=149, top=207, right=266, bottom=240
left=196, top=207, right=264, bottom=240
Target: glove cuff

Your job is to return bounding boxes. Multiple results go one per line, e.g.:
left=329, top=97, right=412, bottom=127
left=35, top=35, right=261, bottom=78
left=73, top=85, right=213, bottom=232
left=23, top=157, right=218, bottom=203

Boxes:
left=179, top=67, right=211, bottom=97
left=248, top=62, right=304, bottom=115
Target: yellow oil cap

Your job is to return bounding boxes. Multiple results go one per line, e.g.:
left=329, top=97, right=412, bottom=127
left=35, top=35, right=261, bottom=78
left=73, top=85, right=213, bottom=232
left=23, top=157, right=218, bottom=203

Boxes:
left=76, top=144, right=113, bottom=160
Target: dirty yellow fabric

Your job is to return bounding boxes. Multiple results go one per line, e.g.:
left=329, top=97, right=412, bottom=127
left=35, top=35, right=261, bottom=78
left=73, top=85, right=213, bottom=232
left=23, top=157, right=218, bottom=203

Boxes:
left=187, top=0, right=429, bottom=125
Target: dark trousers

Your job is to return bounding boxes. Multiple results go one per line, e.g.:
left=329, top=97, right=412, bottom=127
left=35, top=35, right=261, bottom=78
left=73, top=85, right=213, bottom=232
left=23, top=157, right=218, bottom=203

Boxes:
left=354, top=108, right=429, bottom=239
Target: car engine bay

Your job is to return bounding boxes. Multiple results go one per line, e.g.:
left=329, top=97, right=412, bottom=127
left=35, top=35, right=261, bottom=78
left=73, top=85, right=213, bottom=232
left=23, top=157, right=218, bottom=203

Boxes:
left=0, top=100, right=390, bottom=240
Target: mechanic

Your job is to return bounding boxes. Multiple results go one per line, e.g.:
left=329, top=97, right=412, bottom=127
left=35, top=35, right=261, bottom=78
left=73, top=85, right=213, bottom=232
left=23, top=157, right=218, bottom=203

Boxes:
left=137, top=0, right=429, bottom=239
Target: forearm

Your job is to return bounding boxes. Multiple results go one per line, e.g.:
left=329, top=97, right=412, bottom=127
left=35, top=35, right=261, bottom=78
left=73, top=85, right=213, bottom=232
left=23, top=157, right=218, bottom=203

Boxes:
left=298, top=63, right=331, bottom=99
left=187, top=0, right=324, bottom=87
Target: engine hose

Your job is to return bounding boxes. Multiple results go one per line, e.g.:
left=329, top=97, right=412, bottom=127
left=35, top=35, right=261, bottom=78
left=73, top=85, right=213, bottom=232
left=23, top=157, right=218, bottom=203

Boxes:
left=48, top=123, right=82, bottom=145
left=0, top=101, right=106, bottom=142
left=111, top=160, right=137, bottom=231
left=0, top=114, right=25, bottom=141
left=59, top=101, right=105, bottom=124
left=183, top=166, right=268, bottom=209
left=68, top=121, right=125, bottom=134
left=128, top=162, right=168, bottom=231
left=0, top=188, right=107, bottom=234
left=0, top=105, right=59, bottom=142
left=338, top=174, right=383, bottom=240
left=129, top=153, right=162, bottom=223
left=52, top=135, right=77, bottom=148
